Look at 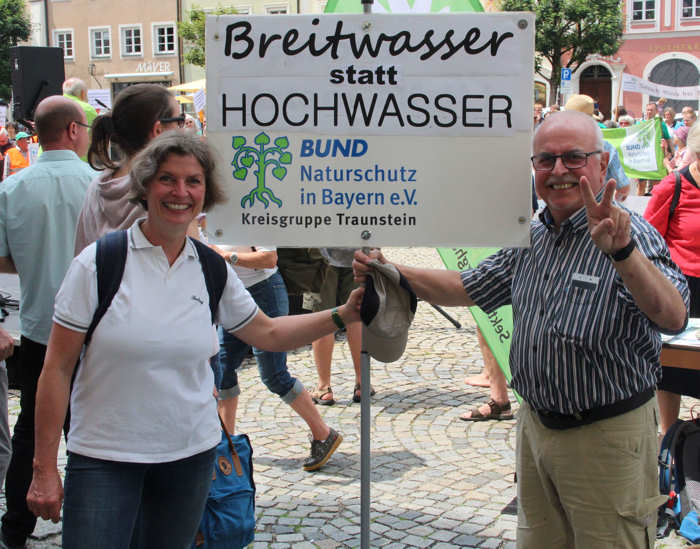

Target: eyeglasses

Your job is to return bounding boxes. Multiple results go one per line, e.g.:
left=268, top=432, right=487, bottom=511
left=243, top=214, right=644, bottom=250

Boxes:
left=159, top=114, right=186, bottom=128
left=530, top=150, right=602, bottom=171
left=67, top=120, right=90, bottom=130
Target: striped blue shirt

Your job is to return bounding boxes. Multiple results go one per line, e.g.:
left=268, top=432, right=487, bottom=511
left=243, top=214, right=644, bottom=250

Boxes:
left=461, top=204, right=689, bottom=414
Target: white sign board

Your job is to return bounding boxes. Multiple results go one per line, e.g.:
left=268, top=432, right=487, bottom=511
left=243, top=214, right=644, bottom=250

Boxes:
left=28, top=142, right=39, bottom=166
left=205, top=13, right=534, bottom=247
left=87, top=89, right=112, bottom=112
left=193, top=89, right=206, bottom=115
left=0, top=106, right=6, bottom=128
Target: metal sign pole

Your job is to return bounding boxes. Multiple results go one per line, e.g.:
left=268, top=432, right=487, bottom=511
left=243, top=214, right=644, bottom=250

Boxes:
left=359, top=249, right=372, bottom=544
left=360, top=293, right=371, bottom=549
left=360, top=8, right=373, bottom=548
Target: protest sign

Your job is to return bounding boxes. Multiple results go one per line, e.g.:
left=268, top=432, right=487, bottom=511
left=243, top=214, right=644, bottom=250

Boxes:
left=193, top=89, right=206, bottom=116
left=204, top=13, right=534, bottom=247
left=436, top=247, right=516, bottom=396
left=602, top=118, right=666, bottom=180
left=28, top=142, right=39, bottom=166
left=621, top=73, right=700, bottom=102
left=87, top=89, right=112, bottom=111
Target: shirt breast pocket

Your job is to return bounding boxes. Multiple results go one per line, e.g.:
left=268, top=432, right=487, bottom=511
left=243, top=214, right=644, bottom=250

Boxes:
left=553, top=282, right=602, bottom=343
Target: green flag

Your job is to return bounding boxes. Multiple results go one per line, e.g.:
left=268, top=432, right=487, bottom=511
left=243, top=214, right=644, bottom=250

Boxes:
left=325, top=0, right=483, bottom=15
left=437, top=247, right=519, bottom=401
left=602, top=118, right=667, bottom=181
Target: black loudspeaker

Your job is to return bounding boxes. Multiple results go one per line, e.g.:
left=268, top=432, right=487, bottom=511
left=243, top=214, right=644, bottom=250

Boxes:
left=10, top=46, right=65, bottom=121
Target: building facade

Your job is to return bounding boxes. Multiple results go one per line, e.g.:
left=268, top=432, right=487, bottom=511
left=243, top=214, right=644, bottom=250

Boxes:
left=549, top=0, right=699, bottom=119
left=46, top=0, right=181, bottom=101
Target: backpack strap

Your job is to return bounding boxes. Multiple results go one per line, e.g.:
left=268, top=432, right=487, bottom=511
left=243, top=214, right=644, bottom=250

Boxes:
left=85, top=230, right=129, bottom=347
left=660, top=419, right=685, bottom=494
left=668, top=171, right=682, bottom=224
left=190, top=238, right=228, bottom=324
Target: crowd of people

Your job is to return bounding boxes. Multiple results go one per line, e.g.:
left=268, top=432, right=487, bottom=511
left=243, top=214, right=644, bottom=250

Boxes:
left=0, top=78, right=694, bottom=549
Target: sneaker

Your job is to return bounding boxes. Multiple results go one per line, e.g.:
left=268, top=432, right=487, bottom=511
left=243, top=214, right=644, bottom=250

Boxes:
left=303, top=428, right=343, bottom=471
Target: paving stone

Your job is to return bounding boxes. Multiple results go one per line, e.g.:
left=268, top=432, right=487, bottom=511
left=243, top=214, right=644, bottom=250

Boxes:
left=429, top=529, right=458, bottom=542
left=452, top=534, right=485, bottom=546
left=276, top=533, right=305, bottom=542
left=400, top=534, right=433, bottom=548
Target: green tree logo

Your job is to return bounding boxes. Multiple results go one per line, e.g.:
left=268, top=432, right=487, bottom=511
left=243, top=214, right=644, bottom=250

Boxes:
left=231, top=132, right=292, bottom=208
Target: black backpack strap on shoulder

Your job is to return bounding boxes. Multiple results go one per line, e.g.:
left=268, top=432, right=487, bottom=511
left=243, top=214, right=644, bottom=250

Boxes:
left=85, top=230, right=128, bottom=346
left=191, top=238, right=228, bottom=324
left=668, top=171, right=682, bottom=224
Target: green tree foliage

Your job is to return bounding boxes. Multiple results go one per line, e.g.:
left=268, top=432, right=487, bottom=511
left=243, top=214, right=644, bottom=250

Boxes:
left=178, top=4, right=238, bottom=68
left=0, top=0, right=31, bottom=100
left=500, top=0, right=623, bottom=104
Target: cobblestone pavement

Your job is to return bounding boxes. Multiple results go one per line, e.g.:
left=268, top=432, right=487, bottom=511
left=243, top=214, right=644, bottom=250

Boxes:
left=2, top=247, right=697, bottom=548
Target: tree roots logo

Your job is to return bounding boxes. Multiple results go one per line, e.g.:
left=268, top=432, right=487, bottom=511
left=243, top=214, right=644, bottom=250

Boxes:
left=231, top=132, right=292, bottom=208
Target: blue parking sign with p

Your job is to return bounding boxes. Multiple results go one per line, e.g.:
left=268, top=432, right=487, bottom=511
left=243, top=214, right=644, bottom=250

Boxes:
left=561, top=68, right=572, bottom=81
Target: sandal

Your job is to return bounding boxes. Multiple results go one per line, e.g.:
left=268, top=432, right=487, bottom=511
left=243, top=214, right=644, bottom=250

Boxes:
left=311, top=386, right=335, bottom=406
left=352, top=383, right=376, bottom=403
left=459, top=399, right=513, bottom=421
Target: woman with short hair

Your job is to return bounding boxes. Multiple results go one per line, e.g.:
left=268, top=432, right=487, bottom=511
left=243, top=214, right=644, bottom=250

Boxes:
left=26, top=132, right=363, bottom=549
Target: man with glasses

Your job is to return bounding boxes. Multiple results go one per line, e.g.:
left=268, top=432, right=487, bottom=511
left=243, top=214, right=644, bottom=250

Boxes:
left=63, top=78, right=98, bottom=162
left=354, top=110, right=689, bottom=549
left=159, top=113, right=186, bottom=128
left=0, top=96, right=95, bottom=549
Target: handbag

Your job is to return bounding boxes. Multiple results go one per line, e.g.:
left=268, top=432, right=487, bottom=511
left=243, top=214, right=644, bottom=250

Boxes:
left=192, top=416, right=256, bottom=549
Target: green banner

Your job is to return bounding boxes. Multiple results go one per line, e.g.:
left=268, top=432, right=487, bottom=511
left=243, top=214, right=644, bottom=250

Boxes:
left=437, top=247, right=519, bottom=401
left=325, top=0, right=483, bottom=15
left=602, top=118, right=667, bottom=181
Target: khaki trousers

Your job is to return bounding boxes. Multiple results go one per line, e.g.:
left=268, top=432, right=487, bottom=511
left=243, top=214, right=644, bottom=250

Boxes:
left=516, top=398, right=664, bottom=549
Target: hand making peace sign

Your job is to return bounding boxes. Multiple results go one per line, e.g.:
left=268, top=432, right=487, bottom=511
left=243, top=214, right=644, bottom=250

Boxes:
left=579, top=177, right=632, bottom=255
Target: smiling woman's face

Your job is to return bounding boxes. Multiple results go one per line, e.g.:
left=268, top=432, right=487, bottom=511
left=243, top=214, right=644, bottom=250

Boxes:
left=146, top=153, right=206, bottom=231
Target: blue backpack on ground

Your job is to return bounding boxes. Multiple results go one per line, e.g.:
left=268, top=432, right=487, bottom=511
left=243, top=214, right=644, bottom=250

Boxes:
left=658, top=413, right=700, bottom=542
left=193, top=419, right=256, bottom=549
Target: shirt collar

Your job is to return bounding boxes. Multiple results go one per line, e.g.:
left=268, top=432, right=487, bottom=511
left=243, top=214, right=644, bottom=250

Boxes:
left=129, top=218, right=198, bottom=259
left=35, top=149, right=81, bottom=163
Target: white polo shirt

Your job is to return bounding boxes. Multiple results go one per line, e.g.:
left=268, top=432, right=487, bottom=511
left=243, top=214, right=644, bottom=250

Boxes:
left=54, top=221, right=258, bottom=463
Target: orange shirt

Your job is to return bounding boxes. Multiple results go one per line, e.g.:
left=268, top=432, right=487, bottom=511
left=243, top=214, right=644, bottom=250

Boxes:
left=4, top=146, right=28, bottom=178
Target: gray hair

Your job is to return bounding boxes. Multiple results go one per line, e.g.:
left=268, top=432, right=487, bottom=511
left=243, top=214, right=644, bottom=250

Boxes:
left=128, top=131, right=226, bottom=212
left=533, top=110, right=604, bottom=151
left=687, top=123, right=700, bottom=156
left=62, top=77, right=88, bottom=98
left=618, top=115, right=635, bottom=126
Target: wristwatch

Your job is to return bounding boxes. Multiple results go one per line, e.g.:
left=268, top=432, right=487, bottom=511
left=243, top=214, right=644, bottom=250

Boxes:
left=227, top=252, right=239, bottom=265
left=610, top=239, right=636, bottom=262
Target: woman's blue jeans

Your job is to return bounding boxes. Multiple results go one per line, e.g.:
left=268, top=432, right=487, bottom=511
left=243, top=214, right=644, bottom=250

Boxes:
left=62, top=447, right=216, bottom=549
left=216, top=271, right=302, bottom=404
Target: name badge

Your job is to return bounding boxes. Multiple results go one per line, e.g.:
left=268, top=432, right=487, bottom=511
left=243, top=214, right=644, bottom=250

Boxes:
left=571, top=273, right=599, bottom=291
